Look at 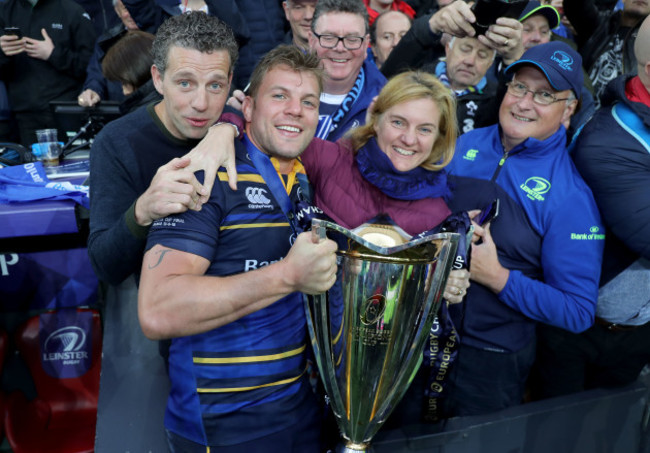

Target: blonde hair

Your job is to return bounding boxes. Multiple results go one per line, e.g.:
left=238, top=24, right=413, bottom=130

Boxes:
left=348, top=71, right=457, bottom=171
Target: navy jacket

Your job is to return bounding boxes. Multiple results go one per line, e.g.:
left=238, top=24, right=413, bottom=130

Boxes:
left=572, top=75, right=650, bottom=285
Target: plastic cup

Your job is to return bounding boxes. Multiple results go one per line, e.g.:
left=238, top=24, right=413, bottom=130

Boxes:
left=32, top=142, right=62, bottom=166
left=35, top=128, right=58, bottom=144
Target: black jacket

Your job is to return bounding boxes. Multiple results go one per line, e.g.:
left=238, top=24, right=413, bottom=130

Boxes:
left=0, top=0, right=96, bottom=112
left=564, top=1, right=639, bottom=74
left=572, top=75, right=650, bottom=284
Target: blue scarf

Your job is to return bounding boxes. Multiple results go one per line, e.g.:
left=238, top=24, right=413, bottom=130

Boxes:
left=355, top=137, right=451, bottom=201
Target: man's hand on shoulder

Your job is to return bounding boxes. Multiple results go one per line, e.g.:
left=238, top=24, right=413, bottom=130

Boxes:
left=280, top=231, right=338, bottom=295
left=134, top=156, right=208, bottom=226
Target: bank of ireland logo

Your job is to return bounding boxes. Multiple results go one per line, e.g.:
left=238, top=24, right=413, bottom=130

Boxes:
left=245, top=186, right=272, bottom=209
left=520, top=177, right=551, bottom=201
left=551, top=51, right=573, bottom=71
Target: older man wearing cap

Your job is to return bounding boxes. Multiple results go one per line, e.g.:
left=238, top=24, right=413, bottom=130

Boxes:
left=438, top=41, right=604, bottom=417
left=519, top=0, right=560, bottom=50
left=516, top=0, right=595, bottom=140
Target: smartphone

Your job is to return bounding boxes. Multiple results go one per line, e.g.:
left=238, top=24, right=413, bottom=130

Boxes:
left=471, top=0, right=528, bottom=36
left=477, top=198, right=500, bottom=226
left=4, top=27, right=21, bottom=39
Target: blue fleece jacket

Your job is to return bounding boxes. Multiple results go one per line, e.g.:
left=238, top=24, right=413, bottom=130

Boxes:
left=446, top=124, right=604, bottom=352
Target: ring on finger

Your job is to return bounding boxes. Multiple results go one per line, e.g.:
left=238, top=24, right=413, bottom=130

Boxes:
left=504, top=39, right=509, bottom=46
left=455, top=287, right=462, bottom=296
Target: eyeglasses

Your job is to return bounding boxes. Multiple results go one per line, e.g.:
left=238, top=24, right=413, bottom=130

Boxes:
left=312, top=32, right=365, bottom=50
left=506, top=80, right=572, bottom=106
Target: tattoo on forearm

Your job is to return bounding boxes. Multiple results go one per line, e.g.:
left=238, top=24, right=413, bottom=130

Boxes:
left=148, top=248, right=173, bottom=269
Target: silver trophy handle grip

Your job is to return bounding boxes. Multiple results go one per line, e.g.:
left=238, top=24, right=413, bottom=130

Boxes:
left=312, top=222, right=327, bottom=243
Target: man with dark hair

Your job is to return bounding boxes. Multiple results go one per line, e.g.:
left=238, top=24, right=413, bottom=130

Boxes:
left=309, top=0, right=386, bottom=140
left=89, top=12, right=243, bottom=452
left=138, top=44, right=337, bottom=452
left=89, top=11, right=239, bottom=286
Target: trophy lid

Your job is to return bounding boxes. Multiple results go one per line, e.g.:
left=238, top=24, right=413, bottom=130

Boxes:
left=312, top=215, right=458, bottom=258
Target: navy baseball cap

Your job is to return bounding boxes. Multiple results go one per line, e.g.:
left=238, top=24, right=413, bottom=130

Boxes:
left=519, top=1, right=560, bottom=30
left=505, top=41, right=582, bottom=98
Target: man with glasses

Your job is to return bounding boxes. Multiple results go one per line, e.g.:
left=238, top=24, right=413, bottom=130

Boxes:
left=309, top=0, right=386, bottom=140
left=438, top=41, right=604, bottom=417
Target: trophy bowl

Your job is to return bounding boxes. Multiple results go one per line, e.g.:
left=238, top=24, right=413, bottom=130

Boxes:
left=305, top=218, right=460, bottom=452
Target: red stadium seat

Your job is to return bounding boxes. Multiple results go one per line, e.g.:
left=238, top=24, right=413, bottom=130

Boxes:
left=4, top=309, right=102, bottom=453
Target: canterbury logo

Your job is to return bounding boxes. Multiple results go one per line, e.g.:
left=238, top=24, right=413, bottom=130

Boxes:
left=245, top=187, right=272, bottom=205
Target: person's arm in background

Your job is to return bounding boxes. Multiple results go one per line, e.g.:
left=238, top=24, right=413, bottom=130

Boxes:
left=381, top=13, right=448, bottom=78
left=78, top=42, right=108, bottom=107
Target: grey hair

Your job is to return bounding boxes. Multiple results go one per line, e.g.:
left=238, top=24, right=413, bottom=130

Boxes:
left=152, top=11, right=239, bottom=76
left=312, top=0, right=369, bottom=35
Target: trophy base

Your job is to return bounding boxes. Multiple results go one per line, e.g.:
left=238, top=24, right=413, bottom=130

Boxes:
left=336, top=442, right=372, bottom=453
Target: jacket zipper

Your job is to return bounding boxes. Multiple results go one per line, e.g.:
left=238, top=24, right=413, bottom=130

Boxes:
left=491, top=151, right=510, bottom=182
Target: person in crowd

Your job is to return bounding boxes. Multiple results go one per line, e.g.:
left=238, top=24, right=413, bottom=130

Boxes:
left=519, top=0, right=560, bottom=51
left=101, top=30, right=161, bottom=114
left=517, top=0, right=595, bottom=138
left=283, top=0, right=318, bottom=50
left=88, top=11, right=238, bottom=287
left=441, top=41, right=604, bottom=416
left=533, top=14, right=650, bottom=399
left=310, top=0, right=387, bottom=140
left=138, top=44, right=338, bottom=453
left=382, top=1, right=524, bottom=79
left=227, top=0, right=385, bottom=141
left=78, top=0, right=158, bottom=108
left=379, top=1, right=524, bottom=133
left=0, top=0, right=95, bottom=146
left=363, top=0, right=414, bottom=26
left=370, top=10, right=412, bottom=68
left=565, top=0, right=650, bottom=106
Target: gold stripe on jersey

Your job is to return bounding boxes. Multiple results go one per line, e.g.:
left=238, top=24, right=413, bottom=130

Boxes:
left=193, top=344, right=306, bottom=365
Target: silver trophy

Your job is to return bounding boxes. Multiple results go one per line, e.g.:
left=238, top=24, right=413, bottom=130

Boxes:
left=305, top=217, right=459, bottom=452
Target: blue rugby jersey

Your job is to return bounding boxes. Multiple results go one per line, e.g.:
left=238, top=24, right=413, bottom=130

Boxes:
left=146, top=139, right=316, bottom=447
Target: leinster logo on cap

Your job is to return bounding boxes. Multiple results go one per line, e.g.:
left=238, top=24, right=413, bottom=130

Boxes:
left=550, top=51, right=573, bottom=71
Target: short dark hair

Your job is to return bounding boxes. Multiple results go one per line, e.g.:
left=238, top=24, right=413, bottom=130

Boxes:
left=102, top=30, right=155, bottom=90
left=248, top=45, right=323, bottom=99
left=152, top=11, right=238, bottom=76
left=312, top=0, right=369, bottom=35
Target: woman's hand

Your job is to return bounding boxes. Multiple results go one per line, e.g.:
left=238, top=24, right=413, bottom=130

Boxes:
left=183, top=123, right=239, bottom=203
left=443, top=269, right=471, bottom=304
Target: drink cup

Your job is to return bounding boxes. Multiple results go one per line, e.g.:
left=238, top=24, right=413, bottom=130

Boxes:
left=35, top=128, right=58, bottom=144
